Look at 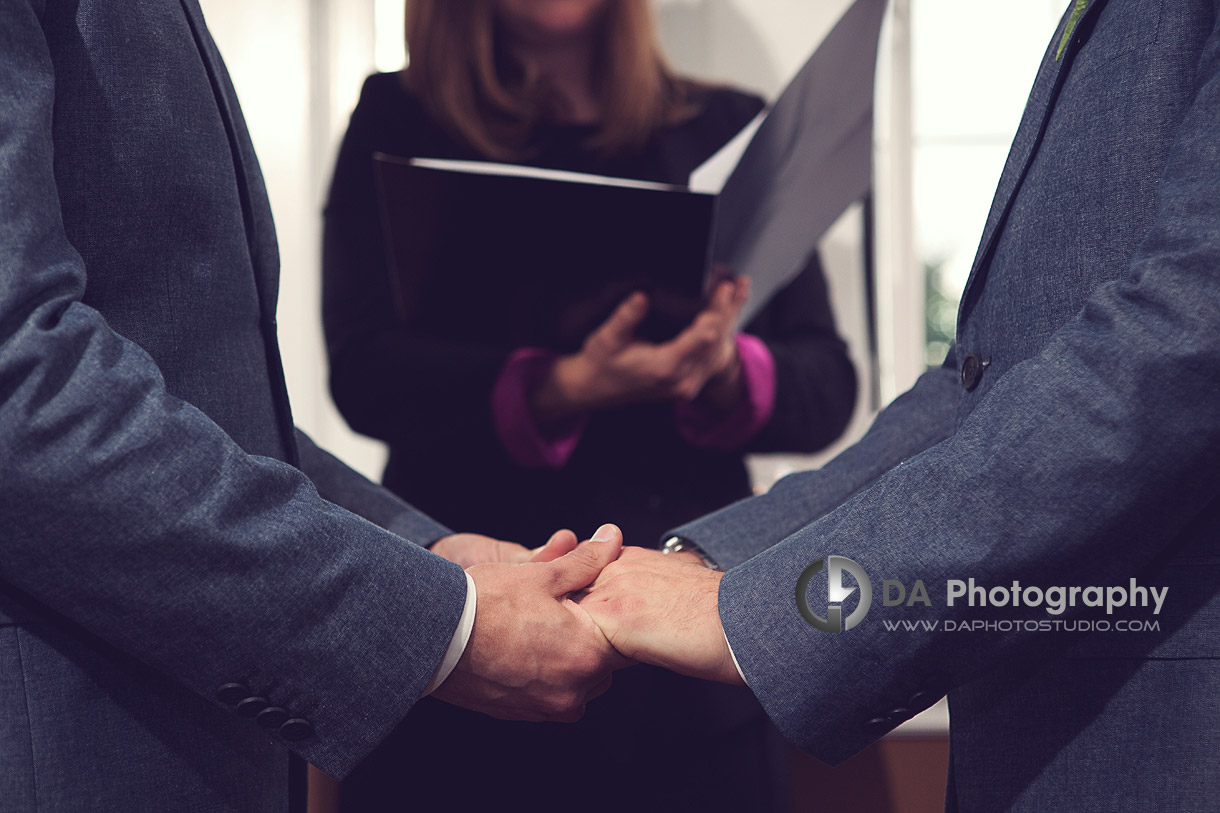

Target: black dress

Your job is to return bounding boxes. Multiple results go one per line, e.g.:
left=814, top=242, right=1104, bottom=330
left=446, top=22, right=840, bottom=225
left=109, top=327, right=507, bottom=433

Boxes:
left=323, top=72, right=857, bottom=813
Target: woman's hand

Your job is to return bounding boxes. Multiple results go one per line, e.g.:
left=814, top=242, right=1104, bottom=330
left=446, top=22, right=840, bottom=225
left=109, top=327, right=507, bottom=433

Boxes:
left=530, top=277, right=751, bottom=422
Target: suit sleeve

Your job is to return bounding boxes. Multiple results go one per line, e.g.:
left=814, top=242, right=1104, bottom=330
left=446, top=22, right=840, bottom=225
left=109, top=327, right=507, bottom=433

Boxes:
left=716, top=17, right=1220, bottom=765
left=0, top=4, right=465, bottom=779
left=672, top=349, right=960, bottom=569
left=294, top=428, right=451, bottom=545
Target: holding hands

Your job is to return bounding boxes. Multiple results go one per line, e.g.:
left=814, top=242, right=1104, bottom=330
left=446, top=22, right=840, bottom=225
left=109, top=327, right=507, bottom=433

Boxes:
left=428, top=280, right=758, bottom=720
left=431, top=525, right=633, bottom=722
left=576, top=546, right=745, bottom=686
left=431, top=525, right=743, bottom=726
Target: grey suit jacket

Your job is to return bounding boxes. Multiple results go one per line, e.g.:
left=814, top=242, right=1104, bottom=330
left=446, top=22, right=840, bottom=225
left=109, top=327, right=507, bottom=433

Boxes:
left=675, top=0, right=1220, bottom=809
left=0, top=1, right=468, bottom=809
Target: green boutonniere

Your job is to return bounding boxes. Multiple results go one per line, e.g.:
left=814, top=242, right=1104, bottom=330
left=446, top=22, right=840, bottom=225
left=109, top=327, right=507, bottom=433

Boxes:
left=1056, top=0, right=1089, bottom=61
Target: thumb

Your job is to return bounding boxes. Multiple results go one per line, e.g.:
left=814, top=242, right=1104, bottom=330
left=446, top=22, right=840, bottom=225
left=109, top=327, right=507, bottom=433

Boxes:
left=545, top=524, right=623, bottom=595
left=530, top=529, right=579, bottom=563
left=734, top=276, right=752, bottom=307
left=708, top=279, right=737, bottom=312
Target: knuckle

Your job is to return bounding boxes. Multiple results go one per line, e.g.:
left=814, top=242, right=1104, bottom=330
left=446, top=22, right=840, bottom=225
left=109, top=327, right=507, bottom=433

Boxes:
left=661, top=368, right=686, bottom=389
left=553, top=702, right=586, bottom=723
left=554, top=547, right=602, bottom=584
left=569, top=543, right=602, bottom=568
left=547, top=688, right=586, bottom=719
left=542, top=564, right=568, bottom=590
left=671, top=378, right=699, bottom=400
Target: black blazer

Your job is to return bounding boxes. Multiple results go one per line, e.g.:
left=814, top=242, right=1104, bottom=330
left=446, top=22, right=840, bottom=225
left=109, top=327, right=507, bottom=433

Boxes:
left=323, top=72, right=858, bottom=547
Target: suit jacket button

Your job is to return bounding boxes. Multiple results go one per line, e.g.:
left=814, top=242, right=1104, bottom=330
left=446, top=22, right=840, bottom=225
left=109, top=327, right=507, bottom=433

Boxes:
left=280, top=718, right=315, bottom=742
left=236, top=697, right=269, bottom=718
left=909, top=691, right=937, bottom=711
left=256, top=707, right=290, bottom=729
left=889, top=707, right=914, bottom=722
left=864, top=716, right=892, bottom=735
left=217, top=683, right=250, bottom=705
left=961, top=354, right=985, bottom=391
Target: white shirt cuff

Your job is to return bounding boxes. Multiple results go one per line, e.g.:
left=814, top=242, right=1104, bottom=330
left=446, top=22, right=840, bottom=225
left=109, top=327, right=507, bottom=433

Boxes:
left=422, top=571, right=477, bottom=696
left=724, top=630, right=748, bottom=686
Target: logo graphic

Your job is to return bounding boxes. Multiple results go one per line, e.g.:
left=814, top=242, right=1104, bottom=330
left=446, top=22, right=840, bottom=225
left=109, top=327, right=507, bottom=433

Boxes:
left=796, top=556, right=872, bottom=633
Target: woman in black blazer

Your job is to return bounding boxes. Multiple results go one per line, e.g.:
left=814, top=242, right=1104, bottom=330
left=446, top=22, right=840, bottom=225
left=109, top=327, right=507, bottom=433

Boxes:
left=322, top=1, right=857, bottom=810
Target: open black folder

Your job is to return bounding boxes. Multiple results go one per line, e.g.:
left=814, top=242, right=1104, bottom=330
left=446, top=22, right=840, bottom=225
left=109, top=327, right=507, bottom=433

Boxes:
left=374, top=0, right=887, bottom=353
left=374, top=158, right=717, bottom=352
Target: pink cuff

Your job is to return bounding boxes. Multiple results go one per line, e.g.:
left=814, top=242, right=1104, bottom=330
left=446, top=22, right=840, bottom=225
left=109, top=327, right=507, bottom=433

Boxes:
left=491, top=348, right=587, bottom=469
left=675, top=334, right=776, bottom=450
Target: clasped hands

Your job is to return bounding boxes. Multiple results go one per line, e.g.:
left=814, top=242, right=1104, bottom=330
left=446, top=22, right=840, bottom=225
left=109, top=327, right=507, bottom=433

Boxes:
left=430, top=525, right=743, bottom=724
left=530, top=276, right=752, bottom=423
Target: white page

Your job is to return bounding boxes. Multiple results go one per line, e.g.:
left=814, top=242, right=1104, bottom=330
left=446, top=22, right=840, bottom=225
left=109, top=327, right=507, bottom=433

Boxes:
left=712, top=0, right=888, bottom=324
left=409, top=157, right=685, bottom=193
left=688, top=112, right=767, bottom=194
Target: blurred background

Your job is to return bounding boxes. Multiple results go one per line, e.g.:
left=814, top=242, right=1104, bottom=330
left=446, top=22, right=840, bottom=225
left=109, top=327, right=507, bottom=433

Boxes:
left=200, top=2, right=1072, bottom=809
left=200, top=0, right=1067, bottom=487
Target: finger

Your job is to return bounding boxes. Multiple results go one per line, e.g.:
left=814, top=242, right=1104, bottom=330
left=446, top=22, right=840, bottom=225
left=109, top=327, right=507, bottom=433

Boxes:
left=708, top=262, right=735, bottom=285
left=564, top=595, right=638, bottom=668
left=586, top=675, right=614, bottom=702
left=663, top=315, right=720, bottom=366
left=733, top=276, right=752, bottom=309
left=661, top=280, right=747, bottom=379
left=603, top=650, right=636, bottom=671
left=710, top=277, right=750, bottom=324
left=544, top=523, right=624, bottom=595
left=670, top=375, right=706, bottom=403
left=530, top=529, right=579, bottom=563
left=498, top=542, right=535, bottom=564
left=722, top=277, right=751, bottom=327
left=591, top=292, right=648, bottom=350
left=549, top=702, right=588, bottom=724
left=708, top=278, right=737, bottom=314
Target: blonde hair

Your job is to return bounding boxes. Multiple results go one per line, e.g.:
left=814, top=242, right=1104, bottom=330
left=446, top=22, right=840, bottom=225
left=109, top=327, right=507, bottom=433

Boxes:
left=401, top=0, right=699, bottom=159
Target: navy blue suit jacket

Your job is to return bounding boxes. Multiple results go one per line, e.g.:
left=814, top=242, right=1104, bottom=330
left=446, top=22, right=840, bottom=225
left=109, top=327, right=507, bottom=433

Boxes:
left=0, top=1, right=468, bottom=809
left=676, top=0, right=1220, bottom=809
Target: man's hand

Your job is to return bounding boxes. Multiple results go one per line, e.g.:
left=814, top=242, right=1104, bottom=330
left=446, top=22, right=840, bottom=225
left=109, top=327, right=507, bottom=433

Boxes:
left=430, top=529, right=579, bottom=568
left=432, top=525, right=632, bottom=722
left=576, top=547, right=745, bottom=686
left=530, top=278, right=751, bottom=422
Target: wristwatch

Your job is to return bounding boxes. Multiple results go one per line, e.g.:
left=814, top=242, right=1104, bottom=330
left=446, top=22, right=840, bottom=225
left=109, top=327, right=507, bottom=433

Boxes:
left=660, top=536, right=720, bottom=570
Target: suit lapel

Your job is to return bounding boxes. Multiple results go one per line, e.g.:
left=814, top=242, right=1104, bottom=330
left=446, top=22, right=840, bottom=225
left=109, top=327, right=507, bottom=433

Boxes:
left=957, top=0, right=1109, bottom=323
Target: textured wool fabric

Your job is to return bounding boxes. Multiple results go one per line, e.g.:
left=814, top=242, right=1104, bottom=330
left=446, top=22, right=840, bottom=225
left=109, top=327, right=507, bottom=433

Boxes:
left=677, top=0, right=1220, bottom=809
left=0, top=1, right=471, bottom=809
